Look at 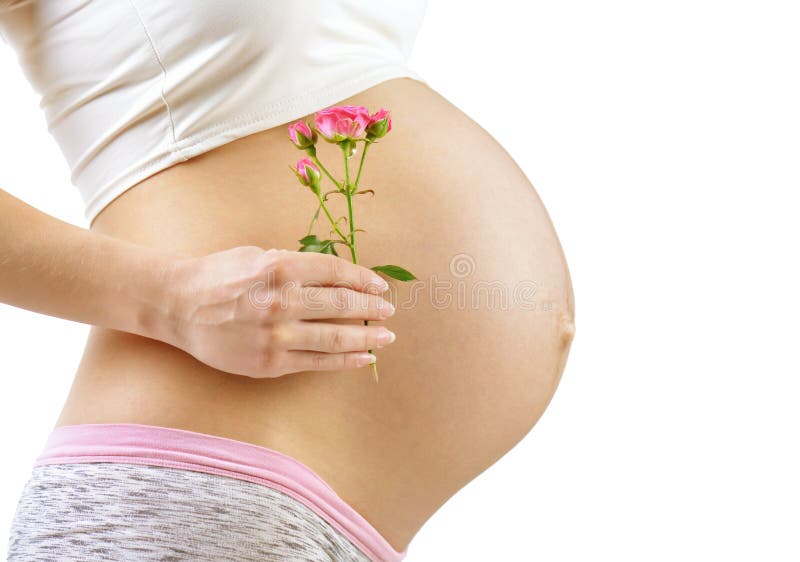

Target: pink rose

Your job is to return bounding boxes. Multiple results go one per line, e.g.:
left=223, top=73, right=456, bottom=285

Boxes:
left=294, top=158, right=321, bottom=187
left=366, top=108, right=392, bottom=139
left=288, top=121, right=316, bottom=149
left=313, top=105, right=372, bottom=143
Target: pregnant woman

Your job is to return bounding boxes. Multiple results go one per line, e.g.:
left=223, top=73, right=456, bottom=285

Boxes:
left=1, top=1, right=575, bottom=561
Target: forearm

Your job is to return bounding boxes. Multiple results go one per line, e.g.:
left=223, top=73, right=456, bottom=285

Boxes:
left=0, top=188, right=177, bottom=340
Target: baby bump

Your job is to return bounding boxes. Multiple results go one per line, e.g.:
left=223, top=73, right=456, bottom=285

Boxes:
left=75, top=77, right=576, bottom=549
left=342, top=95, right=575, bottom=537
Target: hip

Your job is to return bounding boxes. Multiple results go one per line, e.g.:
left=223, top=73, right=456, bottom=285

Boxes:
left=9, top=427, right=383, bottom=561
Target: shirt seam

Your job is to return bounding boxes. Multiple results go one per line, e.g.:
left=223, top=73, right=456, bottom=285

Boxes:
left=127, top=0, right=179, bottom=148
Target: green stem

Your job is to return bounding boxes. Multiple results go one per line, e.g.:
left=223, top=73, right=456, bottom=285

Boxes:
left=310, top=154, right=343, bottom=191
left=350, top=141, right=372, bottom=262
left=316, top=192, right=350, bottom=245
left=354, top=141, right=371, bottom=188
left=343, top=143, right=378, bottom=382
left=307, top=204, right=322, bottom=236
left=343, top=148, right=358, bottom=263
left=347, top=194, right=357, bottom=262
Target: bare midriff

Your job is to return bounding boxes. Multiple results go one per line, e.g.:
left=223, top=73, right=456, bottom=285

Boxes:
left=56, top=77, right=575, bottom=552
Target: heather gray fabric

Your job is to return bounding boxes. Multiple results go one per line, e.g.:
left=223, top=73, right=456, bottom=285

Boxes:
left=8, top=463, right=373, bottom=561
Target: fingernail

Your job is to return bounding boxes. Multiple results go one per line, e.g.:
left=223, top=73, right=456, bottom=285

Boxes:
left=377, top=329, right=396, bottom=348
left=357, top=353, right=377, bottom=367
left=379, top=301, right=396, bottom=318
left=371, top=276, right=389, bottom=293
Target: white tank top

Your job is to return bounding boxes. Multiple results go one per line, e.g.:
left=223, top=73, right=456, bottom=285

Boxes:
left=0, top=0, right=427, bottom=222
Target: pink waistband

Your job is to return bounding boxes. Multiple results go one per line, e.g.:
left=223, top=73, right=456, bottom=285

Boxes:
left=35, top=423, right=406, bottom=562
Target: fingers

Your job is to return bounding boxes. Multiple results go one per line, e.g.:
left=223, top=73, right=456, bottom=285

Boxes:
left=279, top=286, right=395, bottom=320
left=286, top=350, right=377, bottom=372
left=281, top=321, right=396, bottom=353
left=279, top=252, right=389, bottom=294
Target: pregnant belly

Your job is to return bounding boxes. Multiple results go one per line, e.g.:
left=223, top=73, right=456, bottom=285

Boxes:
left=58, top=77, right=575, bottom=551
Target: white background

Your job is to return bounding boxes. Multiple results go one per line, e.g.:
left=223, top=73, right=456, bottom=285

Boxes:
left=2, top=1, right=799, bottom=560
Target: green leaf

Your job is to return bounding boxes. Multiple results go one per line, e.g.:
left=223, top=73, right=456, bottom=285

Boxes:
left=370, top=265, right=417, bottom=282
left=299, top=236, right=338, bottom=256
left=299, top=234, right=321, bottom=246
left=298, top=244, right=321, bottom=252
left=320, top=243, right=338, bottom=256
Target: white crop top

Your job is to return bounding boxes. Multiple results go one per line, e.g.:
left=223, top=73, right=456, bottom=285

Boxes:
left=0, top=0, right=427, bottom=222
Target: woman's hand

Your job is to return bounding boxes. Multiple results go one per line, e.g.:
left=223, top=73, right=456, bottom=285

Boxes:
left=160, top=247, right=397, bottom=378
left=0, top=189, right=394, bottom=378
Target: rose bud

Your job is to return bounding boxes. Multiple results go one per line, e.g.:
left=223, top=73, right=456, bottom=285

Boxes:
left=288, top=121, right=317, bottom=149
left=313, top=105, right=372, bottom=143
left=293, top=158, right=321, bottom=190
left=366, top=108, right=392, bottom=140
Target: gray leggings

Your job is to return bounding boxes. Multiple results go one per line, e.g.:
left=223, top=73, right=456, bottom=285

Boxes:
left=8, top=463, right=372, bottom=561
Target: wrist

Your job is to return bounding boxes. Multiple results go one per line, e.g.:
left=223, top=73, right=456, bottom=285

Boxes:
left=129, top=248, right=187, bottom=348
